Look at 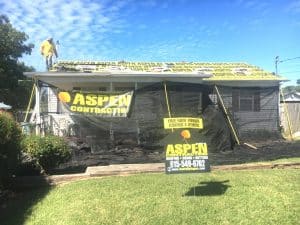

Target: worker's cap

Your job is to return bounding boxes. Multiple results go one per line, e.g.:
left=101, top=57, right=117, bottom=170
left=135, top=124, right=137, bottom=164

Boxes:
left=47, top=37, right=53, bottom=41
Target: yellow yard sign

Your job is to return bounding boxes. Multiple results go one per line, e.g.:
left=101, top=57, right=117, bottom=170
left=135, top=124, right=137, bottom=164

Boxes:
left=163, top=117, right=203, bottom=129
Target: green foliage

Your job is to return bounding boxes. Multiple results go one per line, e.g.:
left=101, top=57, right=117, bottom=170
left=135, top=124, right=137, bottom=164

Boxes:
left=282, top=84, right=300, bottom=94
left=0, top=80, right=35, bottom=113
left=0, top=112, right=23, bottom=187
left=0, top=15, right=34, bottom=87
left=0, top=14, right=35, bottom=110
left=22, top=135, right=71, bottom=172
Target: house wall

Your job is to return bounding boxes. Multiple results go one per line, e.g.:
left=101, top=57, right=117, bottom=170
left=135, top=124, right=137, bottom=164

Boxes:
left=44, top=84, right=281, bottom=137
left=48, top=87, right=58, bottom=113
left=217, top=86, right=280, bottom=136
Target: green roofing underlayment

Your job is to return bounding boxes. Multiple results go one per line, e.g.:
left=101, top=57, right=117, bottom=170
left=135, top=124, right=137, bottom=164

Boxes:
left=52, top=61, right=286, bottom=81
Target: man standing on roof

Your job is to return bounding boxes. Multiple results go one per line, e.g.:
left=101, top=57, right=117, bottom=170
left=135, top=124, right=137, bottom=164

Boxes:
left=40, top=37, right=58, bottom=71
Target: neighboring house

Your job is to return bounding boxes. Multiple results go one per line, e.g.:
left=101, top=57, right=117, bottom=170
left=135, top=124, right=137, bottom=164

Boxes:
left=280, top=91, right=300, bottom=139
left=283, top=91, right=300, bottom=102
left=24, top=61, right=286, bottom=161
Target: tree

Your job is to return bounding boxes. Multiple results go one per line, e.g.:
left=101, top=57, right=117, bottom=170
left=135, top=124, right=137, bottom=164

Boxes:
left=0, top=14, right=34, bottom=110
left=0, top=112, right=23, bottom=187
left=283, top=82, right=300, bottom=94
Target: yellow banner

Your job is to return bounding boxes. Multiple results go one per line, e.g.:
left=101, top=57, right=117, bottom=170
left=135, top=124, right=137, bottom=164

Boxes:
left=163, top=117, right=203, bottom=129
left=58, top=91, right=133, bottom=117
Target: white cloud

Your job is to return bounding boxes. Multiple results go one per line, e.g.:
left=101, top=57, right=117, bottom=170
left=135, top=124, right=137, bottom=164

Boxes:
left=0, top=0, right=130, bottom=70
left=1, top=0, right=260, bottom=68
left=122, top=36, right=218, bottom=62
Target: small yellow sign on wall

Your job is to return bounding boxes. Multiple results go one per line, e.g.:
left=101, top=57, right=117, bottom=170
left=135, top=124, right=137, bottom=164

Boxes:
left=163, top=117, right=203, bottom=129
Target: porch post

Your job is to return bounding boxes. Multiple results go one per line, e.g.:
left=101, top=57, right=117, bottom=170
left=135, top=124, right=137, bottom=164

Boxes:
left=35, top=81, right=41, bottom=135
left=135, top=82, right=140, bottom=145
left=109, top=82, right=114, bottom=142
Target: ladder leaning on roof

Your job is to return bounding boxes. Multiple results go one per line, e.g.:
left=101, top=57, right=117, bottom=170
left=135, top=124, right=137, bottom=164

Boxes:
left=214, top=85, right=240, bottom=145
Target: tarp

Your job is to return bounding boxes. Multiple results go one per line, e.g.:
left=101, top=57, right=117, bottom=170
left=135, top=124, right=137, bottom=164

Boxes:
left=56, top=82, right=232, bottom=151
left=38, top=81, right=280, bottom=168
left=39, top=82, right=235, bottom=171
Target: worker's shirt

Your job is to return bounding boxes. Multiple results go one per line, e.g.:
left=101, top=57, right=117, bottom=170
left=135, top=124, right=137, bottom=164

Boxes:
left=40, top=40, right=57, bottom=57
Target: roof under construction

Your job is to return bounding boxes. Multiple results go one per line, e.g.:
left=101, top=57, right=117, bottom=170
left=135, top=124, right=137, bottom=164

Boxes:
left=24, top=61, right=287, bottom=90
left=49, top=60, right=286, bottom=81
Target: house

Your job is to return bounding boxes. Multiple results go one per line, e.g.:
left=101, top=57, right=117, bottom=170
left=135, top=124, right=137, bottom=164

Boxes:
left=24, top=61, right=286, bottom=166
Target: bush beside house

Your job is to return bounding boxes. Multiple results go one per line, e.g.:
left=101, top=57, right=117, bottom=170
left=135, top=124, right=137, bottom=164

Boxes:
left=22, top=135, right=71, bottom=173
left=1, top=111, right=71, bottom=190
left=0, top=112, right=22, bottom=188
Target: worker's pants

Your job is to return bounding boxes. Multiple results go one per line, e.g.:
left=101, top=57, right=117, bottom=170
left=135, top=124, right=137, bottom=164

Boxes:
left=45, top=55, right=53, bottom=71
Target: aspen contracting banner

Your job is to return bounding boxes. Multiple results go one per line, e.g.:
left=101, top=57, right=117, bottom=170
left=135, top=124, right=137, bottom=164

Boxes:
left=58, top=91, right=133, bottom=117
left=164, top=117, right=210, bottom=174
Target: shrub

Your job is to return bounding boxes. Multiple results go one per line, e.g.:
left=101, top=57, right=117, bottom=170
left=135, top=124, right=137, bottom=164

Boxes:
left=22, top=135, right=71, bottom=173
left=0, top=112, right=23, bottom=187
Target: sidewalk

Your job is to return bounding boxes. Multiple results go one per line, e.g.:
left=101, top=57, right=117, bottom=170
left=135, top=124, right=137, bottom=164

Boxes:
left=12, top=162, right=300, bottom=188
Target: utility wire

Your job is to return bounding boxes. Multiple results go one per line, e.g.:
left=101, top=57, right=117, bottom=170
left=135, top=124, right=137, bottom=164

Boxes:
left=278, top=56, right=300, bottom=63
left=275, top=56, right=300, bottom=75
left=278, top=61, right=300, bottom=65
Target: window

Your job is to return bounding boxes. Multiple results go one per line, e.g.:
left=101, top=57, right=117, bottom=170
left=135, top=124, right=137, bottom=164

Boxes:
left=232, top=88, right=260, bottom=112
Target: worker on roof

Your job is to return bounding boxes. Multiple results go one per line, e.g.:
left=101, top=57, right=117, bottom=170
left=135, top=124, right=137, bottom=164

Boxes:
left=40, top=37, right=58, bottom=71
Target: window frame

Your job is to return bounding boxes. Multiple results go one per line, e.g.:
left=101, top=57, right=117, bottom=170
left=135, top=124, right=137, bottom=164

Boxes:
left=232, top=87, right=260, bottom=112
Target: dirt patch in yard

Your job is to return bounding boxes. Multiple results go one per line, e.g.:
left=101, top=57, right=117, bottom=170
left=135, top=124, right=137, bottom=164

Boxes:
left=209, top=139, right=300, bottom=166
left=54, top=138, right=300, bottom=174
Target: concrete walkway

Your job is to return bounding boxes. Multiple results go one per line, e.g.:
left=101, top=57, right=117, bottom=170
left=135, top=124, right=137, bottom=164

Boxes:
left=12, top=162, right=300, bottom=187
left=86, top=161, right=300, bottom=175
left=86, top=163, right=165, bottom=176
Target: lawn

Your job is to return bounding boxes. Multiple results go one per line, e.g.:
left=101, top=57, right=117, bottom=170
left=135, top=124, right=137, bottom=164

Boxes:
left=269, top=157, right=300, bottom=163
left=1, top=169, right=299, bottom=225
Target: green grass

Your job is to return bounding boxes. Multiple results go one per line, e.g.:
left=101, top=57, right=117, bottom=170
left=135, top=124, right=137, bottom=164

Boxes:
left=1, top=169, right=299, bottom=225
left=266, top=157, right=300, bottom=163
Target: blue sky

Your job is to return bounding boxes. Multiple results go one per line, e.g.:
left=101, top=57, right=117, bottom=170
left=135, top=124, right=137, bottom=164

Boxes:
left=1, top=0, right=299, bottom=85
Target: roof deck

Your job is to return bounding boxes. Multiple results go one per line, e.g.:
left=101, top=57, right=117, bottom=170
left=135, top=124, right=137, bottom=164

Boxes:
left=24, top=61, right=287, bottom=90
left=50, top=60, right=285, bottom=81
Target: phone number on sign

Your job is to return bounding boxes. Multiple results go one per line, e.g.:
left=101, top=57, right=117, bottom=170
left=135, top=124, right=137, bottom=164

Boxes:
left=169, top=159, right=206, bottom=168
